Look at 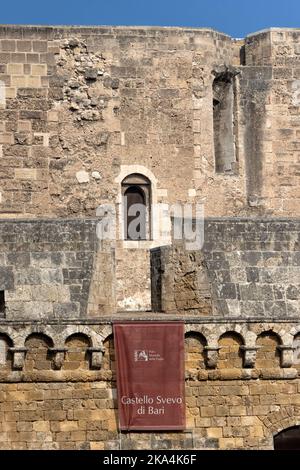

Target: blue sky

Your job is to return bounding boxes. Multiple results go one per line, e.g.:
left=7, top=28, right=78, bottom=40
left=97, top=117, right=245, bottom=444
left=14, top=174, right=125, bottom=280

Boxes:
left=1, top=0, right=300, bottom=38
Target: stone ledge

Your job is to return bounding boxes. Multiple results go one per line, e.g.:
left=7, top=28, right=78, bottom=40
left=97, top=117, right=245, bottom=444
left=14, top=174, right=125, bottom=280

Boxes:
left=247, top=27, right=300, bottom=39
left=0, top=24, right=231, bottom=39
left=0, top=368, right=297, bottom=383
left=1, top=317, right=300, bottom=324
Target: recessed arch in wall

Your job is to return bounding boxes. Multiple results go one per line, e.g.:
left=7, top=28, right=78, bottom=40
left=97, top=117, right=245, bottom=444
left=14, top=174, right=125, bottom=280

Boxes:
left=122, top=174, right=151, bottom=240
left=115, top=165, right=160, bottom=243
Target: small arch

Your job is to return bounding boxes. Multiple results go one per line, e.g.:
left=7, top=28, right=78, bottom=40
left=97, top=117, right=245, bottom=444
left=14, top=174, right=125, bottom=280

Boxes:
left=185, top=332, right=207, bottom=371
left=218, top=331, right=245, bottom=345
left=24, top=332, right=54, bottom=348
left=185, top=325, right=211, bottom=339
left=64, top=333, right=91, bottom=371
left=64, top=333, right=92, bottom=347
left=218, top=332, right=244, bottom=369
left=25, top=333, right=54, bottom=371
left=100, top=326, right=113, bottom=342
left=2, top=327, right=28, bottom=350
left=274, top=426, right=300, bottom=450
left=256, top=331, right=281, bottom=369
left=255, top=325, right=285, bottom=345
left=216, top=326, right=246, bottom=346
left=102, top=334, right=116, bottom=374
left=115, top=165, right=157, bottom=186
left=17, top=326, right=58, bottom=350
left=60, top=326, right=101, bottom=349
left=122, top=174, right=151, bottom=186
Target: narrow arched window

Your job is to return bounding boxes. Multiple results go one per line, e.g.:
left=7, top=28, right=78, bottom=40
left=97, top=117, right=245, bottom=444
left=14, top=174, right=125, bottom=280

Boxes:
left=213, top=67, right=238, bottom=174
left=122, top=174, right=151, bottom=241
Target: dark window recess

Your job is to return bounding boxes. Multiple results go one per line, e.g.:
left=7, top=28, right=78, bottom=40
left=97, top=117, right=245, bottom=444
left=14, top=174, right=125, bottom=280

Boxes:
left=274, top=426, right=300, bottom=450
left=213, top=67, right=239, bottom=174
left=0, top=291, right=5, bottom=313
left=122, top=174, right=151, bottom=241
left=124, top=186, right=146, bottom=240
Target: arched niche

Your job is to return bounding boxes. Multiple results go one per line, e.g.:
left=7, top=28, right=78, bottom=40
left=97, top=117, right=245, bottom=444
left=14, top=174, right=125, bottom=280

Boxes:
left=64, top=333, right=91, bottom=371
left=218, top=332, right=244, bottom=369
left=24, top=333, right=54, bottom=371
left=256, top=331, right=281, bottom=369
left=185, top=332, right=207, bottom=371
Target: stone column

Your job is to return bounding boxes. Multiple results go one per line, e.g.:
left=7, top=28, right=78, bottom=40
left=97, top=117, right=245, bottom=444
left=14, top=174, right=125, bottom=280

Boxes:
left=9, top=347, right=28, bottom=370
left=278, top=346, right=295, bottom=368
left=88, top=347, right=105, bottom=369
left=240, top=346, right=261, bottom=368
left=49, top=348, right=67, bottom=370
left=204, top=347, right=220, bottom=369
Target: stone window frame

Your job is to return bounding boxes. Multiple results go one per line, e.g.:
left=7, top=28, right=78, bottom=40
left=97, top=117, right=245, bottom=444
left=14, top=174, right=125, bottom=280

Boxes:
left=121, top=173, right=152, bottom=241
left=115, top=165, right=164, bottom=248
left=212, top=65, right=240, bottom=175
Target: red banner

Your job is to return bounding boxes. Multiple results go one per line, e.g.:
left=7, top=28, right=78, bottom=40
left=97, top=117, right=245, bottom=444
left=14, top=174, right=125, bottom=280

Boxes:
left=113, top=322, right=185, bottom=431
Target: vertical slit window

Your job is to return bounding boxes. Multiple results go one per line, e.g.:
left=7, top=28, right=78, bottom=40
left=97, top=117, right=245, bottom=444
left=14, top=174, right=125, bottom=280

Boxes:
left=213, top=68, right=238, bottom=174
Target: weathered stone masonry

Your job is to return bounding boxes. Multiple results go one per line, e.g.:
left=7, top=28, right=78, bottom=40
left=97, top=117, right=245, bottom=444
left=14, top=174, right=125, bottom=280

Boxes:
left=0, top=25, right=300, bottom=449
left=0, top=218, right=298, bottom=449
left=3, top=26, right=300, bottom=219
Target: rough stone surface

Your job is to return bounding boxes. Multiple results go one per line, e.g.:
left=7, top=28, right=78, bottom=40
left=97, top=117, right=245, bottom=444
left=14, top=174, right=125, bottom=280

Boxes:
left=76, top=171, right=90, bottom=184
left=0, top=24, right=300, bottom=450
left=0, top=25, right=300, bottom=309
left=0, top=326, right=297, bottom=449
left=0, top=25, right=244, bottom=218
left=0, top=219, right=116, bottom=319
left=151, top=219, right=300, bottom=318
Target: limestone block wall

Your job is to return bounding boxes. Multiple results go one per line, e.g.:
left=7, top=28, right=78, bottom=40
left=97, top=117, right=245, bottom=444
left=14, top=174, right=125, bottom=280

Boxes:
left=2, top=25, right=300, bottom=312
left=1, top=217, right=300, bottom=320
left=0, top=25, right=238, bottom=220
left=151, top=244, right=212, bottom=315
left=1, top=217, right=299, bottom=320
left=152, top=218, right=300, bottom=318
left=243, top=29, right=300, bottom=214
left=1, top=24, right=300, bottom=450
left=0, top=219, right=116, bottom=319
left=115, top=245, right=151, bottom=311
left=0, top=26, right=299, bottom=220
left=0, top=322, right=299, bottom=449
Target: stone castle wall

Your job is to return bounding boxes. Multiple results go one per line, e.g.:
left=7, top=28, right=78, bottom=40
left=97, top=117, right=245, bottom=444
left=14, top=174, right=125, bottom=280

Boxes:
left=0, top=25, right=300, bottom=450
left=0, top=26, right=299, bottom=219
left=151, top=219, right=300, bottom=318
left=0, top=326, right=298, bottom=449
left=1, top=218, right=299, bottom=320
left=1, top=25, right=300, bottom=310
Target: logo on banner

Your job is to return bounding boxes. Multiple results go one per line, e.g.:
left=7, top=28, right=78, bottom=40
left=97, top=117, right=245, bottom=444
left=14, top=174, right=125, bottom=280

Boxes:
left=134, top=350, right=149, bottom=362
left=134, top=349, right=164, bottom=362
